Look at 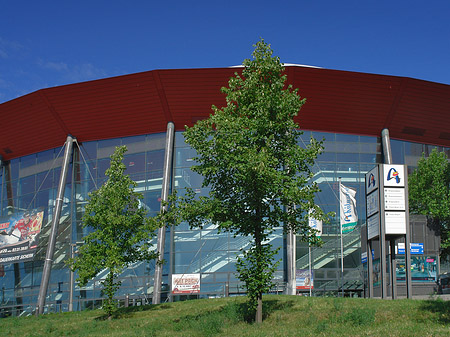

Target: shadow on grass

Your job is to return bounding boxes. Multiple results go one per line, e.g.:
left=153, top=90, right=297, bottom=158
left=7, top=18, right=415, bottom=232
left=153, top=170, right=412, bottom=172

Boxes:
left=95, top=302, right=173, bottom=321
left=172, top=298, right=296, bottom=328
left=419, top=298, right=450, bottom=324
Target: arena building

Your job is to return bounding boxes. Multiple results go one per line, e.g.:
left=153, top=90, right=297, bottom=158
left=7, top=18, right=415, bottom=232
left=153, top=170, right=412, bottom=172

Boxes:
left=0, top=65, right=449, bottom=315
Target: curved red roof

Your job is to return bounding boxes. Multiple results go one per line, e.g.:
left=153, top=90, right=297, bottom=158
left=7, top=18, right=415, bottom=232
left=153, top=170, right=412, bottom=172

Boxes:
left=1, top=66, right=449, bottom=161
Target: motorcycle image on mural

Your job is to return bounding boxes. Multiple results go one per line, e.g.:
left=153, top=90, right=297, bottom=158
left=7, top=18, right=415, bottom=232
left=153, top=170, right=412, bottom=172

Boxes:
left=0, top=209, right=44, bottom=264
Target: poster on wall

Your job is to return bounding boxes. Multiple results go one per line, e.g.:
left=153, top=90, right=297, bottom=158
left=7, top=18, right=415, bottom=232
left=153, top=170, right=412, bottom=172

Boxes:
left=296, top=269, right=313, bottom=290
left=172, top=273, right=201, bottom=294
left=396, top=256, right=437, bottom=282
left=0, top=209, right=44, bottom=265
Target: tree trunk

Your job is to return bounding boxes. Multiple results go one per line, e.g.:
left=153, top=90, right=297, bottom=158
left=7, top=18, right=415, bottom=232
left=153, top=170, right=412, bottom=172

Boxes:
left=256, top=294, right=263, bottom=323
left=255, top=213, right=263, bottom=324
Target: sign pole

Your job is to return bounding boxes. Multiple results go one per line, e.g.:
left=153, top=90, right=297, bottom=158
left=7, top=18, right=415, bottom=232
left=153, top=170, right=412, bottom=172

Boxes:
left=339, top=177, right=344, bottom=297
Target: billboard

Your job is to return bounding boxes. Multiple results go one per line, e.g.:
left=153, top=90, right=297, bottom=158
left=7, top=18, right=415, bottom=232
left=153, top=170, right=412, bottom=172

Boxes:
left=0, top=209, right=44, bottom=265
left=296, top=269, right=313, bottom=290
left=172, top=273, right=201, bottom=294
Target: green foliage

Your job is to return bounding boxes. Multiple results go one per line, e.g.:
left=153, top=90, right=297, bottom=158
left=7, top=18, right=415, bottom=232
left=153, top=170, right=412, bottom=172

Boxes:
left=67, top=145, right=160, bottom=318
left=409, top=148, right=450, bottom=257
left=177, top=39, right=329, bottom=322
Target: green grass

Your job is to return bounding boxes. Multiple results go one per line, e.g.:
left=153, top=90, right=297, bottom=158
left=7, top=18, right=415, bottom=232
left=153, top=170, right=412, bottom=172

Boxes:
left=2, top=295, right=450, bottom=336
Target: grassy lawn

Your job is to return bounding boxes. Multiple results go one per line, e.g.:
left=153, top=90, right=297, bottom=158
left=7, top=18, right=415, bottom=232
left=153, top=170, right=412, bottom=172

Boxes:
left=2, top=295, right=450, bottom=336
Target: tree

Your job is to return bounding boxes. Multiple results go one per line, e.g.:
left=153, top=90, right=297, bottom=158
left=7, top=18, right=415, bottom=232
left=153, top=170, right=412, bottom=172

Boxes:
left=68, top=146, right=160, bottom=319
left=409, top=148, right=450, bottom=257
left=178, top=39, right=328, bottom=323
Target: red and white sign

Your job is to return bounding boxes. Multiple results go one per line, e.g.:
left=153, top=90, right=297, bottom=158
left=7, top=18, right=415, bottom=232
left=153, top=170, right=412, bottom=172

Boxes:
left=172, top=273, right=201, bottom=294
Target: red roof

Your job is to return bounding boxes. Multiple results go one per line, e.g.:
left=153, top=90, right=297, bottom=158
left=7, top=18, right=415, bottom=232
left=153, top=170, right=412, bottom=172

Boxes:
left=1, top=66, right=449, bottom=161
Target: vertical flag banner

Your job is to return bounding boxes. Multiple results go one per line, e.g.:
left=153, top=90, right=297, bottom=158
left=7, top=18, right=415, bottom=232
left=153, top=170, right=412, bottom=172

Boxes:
left=340, top=184, right=358, bottom=234
left=309, top=212, right=323, bottom=237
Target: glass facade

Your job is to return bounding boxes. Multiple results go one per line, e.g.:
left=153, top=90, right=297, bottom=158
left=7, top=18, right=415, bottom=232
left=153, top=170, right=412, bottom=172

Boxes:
left=0, top=129, right=448, bottom=315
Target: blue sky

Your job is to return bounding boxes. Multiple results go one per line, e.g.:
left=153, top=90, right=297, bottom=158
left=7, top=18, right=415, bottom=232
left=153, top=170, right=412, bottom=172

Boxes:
left=1, top=1, right=449, bottom=103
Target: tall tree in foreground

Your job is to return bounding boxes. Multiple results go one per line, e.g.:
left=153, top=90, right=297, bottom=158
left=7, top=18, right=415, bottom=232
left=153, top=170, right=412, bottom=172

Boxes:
left=409, top=148, right=450, bottom=257
left=179, top=40, right=328, bottom=323
left=68, top=146, right=160, bottom=319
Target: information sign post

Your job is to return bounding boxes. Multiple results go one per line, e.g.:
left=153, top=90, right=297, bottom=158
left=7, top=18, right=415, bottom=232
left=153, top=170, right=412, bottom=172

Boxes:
left=365, top=164, right=411, bottom=299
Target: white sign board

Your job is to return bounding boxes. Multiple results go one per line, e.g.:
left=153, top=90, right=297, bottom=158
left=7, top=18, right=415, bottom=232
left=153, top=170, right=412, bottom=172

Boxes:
left=385, top=211, right=406, bottom=235
left=172, top=273, right=201, bottom=294
left=366, top=166, right=379, bottom=195
left=384, top=188, right=406, bottom=211
left=309, top=217, right=323, bottom=237
left=367, top=192, right=379, bottom=218
left=383, top=164, right=405, bottom=187
left=367, top=213, right=380, bottom=240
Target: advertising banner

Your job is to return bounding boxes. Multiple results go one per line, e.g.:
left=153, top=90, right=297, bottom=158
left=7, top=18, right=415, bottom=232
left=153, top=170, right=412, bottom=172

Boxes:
left=296, top=269, right=313, bottom=290
left=396, top=255, right=437, bottom=282
left=309, top=215, right=322, bottom=237
left=0, top=209, right=44, bottom=265
left=172, top=273, right=201, bottom=294
left=340, top=184, right=358, bottom=234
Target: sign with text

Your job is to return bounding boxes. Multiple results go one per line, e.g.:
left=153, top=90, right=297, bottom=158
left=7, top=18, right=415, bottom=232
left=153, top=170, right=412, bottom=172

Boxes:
left=0, top=209, right=44, bottom=265
left=367, top=213, right=380, bottom=240
left=382, top=164, right=407, bottom=236
left=398, top=243, right=424, bottom=255
left=384, top=188, right=406, bottom=211
left=366, top=166, right=380, bottom=239
left=172, top=273, right=200, bottom=294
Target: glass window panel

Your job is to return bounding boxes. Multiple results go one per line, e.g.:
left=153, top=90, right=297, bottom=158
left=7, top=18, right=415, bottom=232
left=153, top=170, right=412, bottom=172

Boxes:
left=359, top=135, right=377, bottom=143
left=36, top=149, right=55, bottom=164
left=143, top=191, right=161, bottom=213
left=316, top=184, right=339, bottom=205
left=147, top=150, right=165, bottom=172
left=175, top=131, right=188, bottom=147
left=124, top=153, right=145, bottom=174
left=317, top=152, right=336, bottom=162
left=335, top=134, right=359, bottom=142
left=79, top=141, right=97, bottom=160
left=175, top=147, right=197, bottom=168
left=36, top=189, right=55, bottom=209
left=20, top=154, right=36, bottom=169
left=76, top=160, right=97, bottom=182
left=97, top=159, right=110, bottom=178
left=9, top=159, right=19, bottom=181
left=146, top=172, right=163, bottom=193
left=98, top=138, right=121, bottom=149
left=336, top=153, right=358, bottom=162
left=359, top=153, right=377, bottom=164
left=322, top=143, right=338, bottom=152
left=312, top=132, right=335, bottom=142
left=19, top=175, right=35, bottom=195
left=335, top=142, right=359, bottom=152
left=19, top=193, right=34, bottom=209
left=37, top=171, right=54, bottom=190
left=174, top=168, right=204, bottom=189
left=122, top=135, right=146, bottom=146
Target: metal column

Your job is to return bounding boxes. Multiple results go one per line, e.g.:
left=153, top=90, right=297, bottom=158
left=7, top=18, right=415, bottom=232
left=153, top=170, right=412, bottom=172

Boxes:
left=404, top=167, right=412, bottom=298
left=286, top=226, right=296, bottom=295
left=382, top=128, right=397, bottom=299
left=37, top=135, right=74, bottom=315
left=367, top=240, right=373, bottom=297
left=153, top=122, right=175, bottom=304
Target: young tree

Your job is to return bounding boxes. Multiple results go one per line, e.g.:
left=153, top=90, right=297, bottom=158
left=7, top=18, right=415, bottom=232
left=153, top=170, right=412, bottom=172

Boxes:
left=68, top=146, right=160, bottom=319
left=409, top=148, right=450, bottom=257
left=179, top=39, right=328, bottom=323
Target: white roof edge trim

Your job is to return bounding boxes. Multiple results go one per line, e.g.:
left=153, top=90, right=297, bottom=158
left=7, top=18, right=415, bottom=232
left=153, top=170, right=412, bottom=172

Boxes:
left=229, top=63, right=322, bottom=69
